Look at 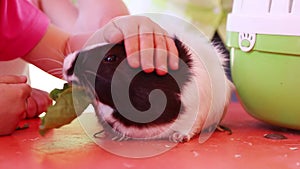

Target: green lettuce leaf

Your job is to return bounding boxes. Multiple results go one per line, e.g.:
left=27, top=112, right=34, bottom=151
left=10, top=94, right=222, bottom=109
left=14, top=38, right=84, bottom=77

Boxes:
left=39, top=84, right=91, bottom=136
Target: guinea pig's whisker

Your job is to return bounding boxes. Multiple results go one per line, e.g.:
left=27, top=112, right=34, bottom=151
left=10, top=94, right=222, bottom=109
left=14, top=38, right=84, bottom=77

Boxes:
left=48, top=71, right=62, bottom=77
left=119, top=133, right=127, bottom=141
left=82, top=54, right=89, bottom=64
left=114, top=123, right=120, bottom=132
left=110, top=120, right=118, bottom=129
left=31, top=58, right=63, bottom=66
left=83, top=75, right=100, bottom=101
left=43, top=44, right=67, bottom=59
left=84, top=71, right=105, bottom=80
left=47, top=68, right=63, bottom=73
left=83, top=76, right=94, bottom=90
left=84, top=70, right=97, bottom=77
left=65, top=42, right=73, bottom=56
left=47, top=68, right=63, bottom=76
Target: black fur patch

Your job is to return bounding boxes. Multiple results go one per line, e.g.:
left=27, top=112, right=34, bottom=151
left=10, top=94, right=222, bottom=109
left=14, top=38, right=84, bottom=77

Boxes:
left=211, top=32, right=232, bottom=81
left=71, top=39, right=193, bottom=128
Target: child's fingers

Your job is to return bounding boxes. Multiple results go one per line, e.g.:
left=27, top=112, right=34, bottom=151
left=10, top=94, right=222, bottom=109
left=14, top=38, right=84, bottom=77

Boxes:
left=154, top=33, right=168, bottom=75
left=98, top=15, right=179, bottom=75
left=31, top=89, right=52, bottom=116
left=26, top=97, right=38, bottom=119
left=25, top=89, right=52, bottom=119
left=166, top=36, right=179, bottom=70
left=16, top=83, right=32, bottom=100
left=139, top=28, right=155, bottom=73
left=0, top=75, right=27, bottom=84
left=125, top=36, right=140, bottom=69
left=123, top=27, right=140, bottom=69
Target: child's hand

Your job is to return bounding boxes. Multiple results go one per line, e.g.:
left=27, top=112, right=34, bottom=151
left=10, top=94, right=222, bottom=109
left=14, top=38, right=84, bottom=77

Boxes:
left=0, top=75, right=31, bottom=136
left=86, top=15, right=179, bottom=75
left=26, top=88, right=52, bottom=118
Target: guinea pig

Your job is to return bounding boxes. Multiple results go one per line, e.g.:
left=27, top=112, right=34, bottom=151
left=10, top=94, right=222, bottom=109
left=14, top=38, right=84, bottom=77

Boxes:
left=63, top=37, right=233, bottom=143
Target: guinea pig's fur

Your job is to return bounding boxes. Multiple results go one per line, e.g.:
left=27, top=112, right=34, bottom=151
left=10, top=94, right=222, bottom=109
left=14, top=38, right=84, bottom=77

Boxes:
left=63, top=38, right=233, bottom=142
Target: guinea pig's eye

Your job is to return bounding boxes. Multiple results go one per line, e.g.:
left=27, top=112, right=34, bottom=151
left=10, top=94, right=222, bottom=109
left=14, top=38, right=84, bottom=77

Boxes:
left=104, top=55, right=117, bottom=63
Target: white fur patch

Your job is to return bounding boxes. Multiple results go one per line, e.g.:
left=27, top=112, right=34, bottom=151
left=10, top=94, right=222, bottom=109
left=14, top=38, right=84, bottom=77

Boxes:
left=63, top=51, right=79, bottom=82
left=168, top=50, right=211, bottom=138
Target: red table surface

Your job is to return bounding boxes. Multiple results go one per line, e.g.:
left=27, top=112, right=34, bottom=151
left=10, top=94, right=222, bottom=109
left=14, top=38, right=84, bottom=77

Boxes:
left=1, top=102, right=300, bottom=169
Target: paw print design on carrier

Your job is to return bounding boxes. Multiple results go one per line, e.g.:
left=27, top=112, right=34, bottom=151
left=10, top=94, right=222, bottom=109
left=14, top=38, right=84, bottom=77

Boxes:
left=238, top=32, right=256, bottom=52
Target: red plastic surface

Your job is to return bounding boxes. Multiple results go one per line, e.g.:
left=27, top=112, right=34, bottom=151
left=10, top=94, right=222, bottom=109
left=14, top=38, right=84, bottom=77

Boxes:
left=1, top=102, right=300, bottom=169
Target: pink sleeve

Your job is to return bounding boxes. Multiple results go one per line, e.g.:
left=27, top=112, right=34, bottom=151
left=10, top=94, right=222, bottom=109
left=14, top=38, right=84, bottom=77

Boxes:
left=0, top=0, right=50, bottom=61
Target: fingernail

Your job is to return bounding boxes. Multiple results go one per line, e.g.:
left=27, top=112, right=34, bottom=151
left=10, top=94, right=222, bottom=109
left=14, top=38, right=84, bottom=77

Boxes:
left=143, top=67, right=155, bottom=73
left=128, top=59, right=140, bottom=69
left=170, top=62, right=179, bottom=70
left=19, top=76, right=28, bottom=82
left=156, top=66, right=168, bottom=76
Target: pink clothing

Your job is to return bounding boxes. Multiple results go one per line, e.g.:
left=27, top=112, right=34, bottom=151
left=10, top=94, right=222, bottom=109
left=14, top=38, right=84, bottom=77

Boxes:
left=0, top=0, right=49, bottom=61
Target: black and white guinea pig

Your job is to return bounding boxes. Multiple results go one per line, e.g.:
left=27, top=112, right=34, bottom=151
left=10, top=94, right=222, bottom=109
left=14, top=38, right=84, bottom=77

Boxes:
left=63, top=37, right=233, bottom=143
